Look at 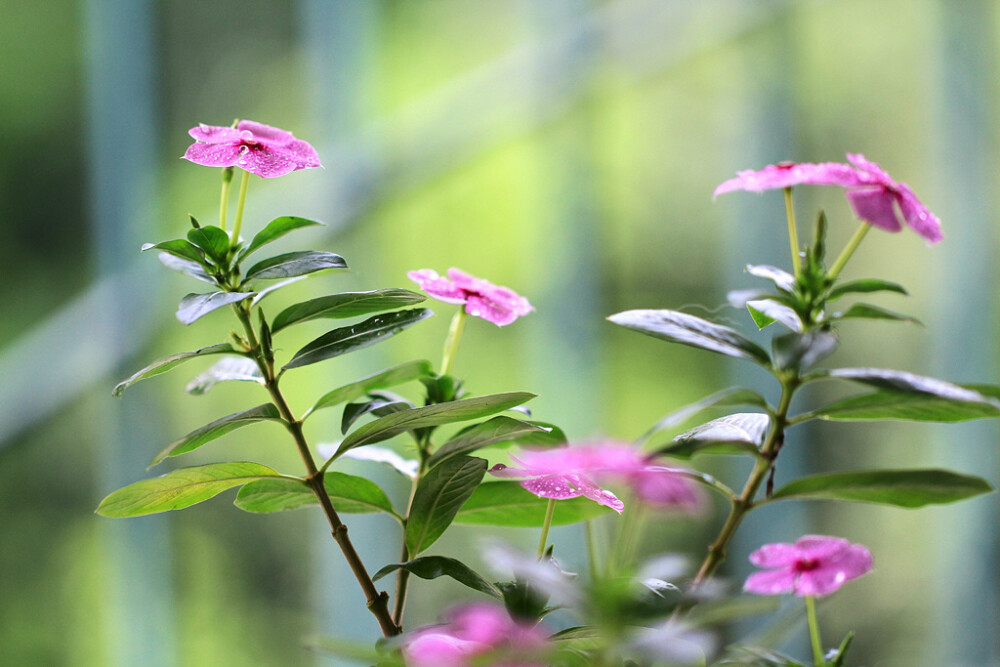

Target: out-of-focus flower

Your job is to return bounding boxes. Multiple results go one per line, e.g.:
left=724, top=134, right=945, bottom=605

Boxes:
left=402, top=603, right=549, bottom=667
left=407, top=268, right=533, bottom=326
left=743, top=535, right=873, bottom=597
left=489, top=442, right=699, bottom=513
left=713, top=161, right=863, bottom=196
left=183, top=120, right=321, bottom=178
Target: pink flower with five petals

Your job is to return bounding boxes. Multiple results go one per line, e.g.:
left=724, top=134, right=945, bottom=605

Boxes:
left=408, top=268, right=533, bottom=326
left=743, top=535, right=873, bottom=597
left=183, top=120, right=322, bottom=178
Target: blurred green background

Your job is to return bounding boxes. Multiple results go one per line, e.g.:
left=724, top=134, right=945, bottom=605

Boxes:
left=1, top=0, right=998, bottom=665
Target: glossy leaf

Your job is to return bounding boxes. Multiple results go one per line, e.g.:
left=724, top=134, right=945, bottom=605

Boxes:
left=96, top=462, right=282, bottom=517
left=251, top=276, right=308, bottom=306
left=608, top=309, right=770, bottom=366
left=113, top=343, right=240, bottom=397
left=304, top=360, right=433, bottom=417
left=187, top=225, right=231, bottom=264
left=825, top=368, right=1000, bottom=407
left=802, top=383, right=1000, bottom=422
left=150, top=403, right=283, bottom=466
left=234, top=472, right=400, bottom=518
left=142, top=238, right=206, bottom=265
left=158, top=253, right=215, bottom=284
left=405, top=456, right=487, bottom=555
left=185, top=357, right=264, bottom=395
left=284, top=309, right=433, bottom=370
left=428, top=416, right=549, bottom=468
left=746, top=264, right=796, bottom=292
left=341, top=394, right=412, bottom=434
left=832, top=303, right=921, bottom=325
left=772, top=330, right=839, bottom=372
left=828, top=278, right=907, bottom=300
left=244, top=250, right=347, bottom=281
left=638, top=387, right=770, bottom=445
left=374, top=557, right=501, bottom=599
left=660, top=413, right=769, bottom=459
left=511, top=420, right=568, bottom=447
left=455, top=481, right=612, bottom=526
left=271, top=289, right=427, bottom=333
left=747, top=299, right=803, bottom=332
left=334, top=392, right=535, bottom=458
left=177, top=291, right=255, bottom=325
left=769, top=469, right=994, bottom=507
left=238, top=216, right=323, bottom=260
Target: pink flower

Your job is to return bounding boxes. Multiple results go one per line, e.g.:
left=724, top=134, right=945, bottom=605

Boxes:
left=489, top=442, right=699, bottom=513
left=183, top=120, right=322, bottom=178
left=407, top=268, right=533, bottom=326
left=714, top=161, right=863, bottom=196
left=743, top=535, right=873, bottom=597
left=402, top=603, right=548, bottom=667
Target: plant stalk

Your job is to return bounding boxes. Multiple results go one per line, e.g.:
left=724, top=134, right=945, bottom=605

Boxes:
left=439, top=308, right=468, bottom=377
left=230, top=169, right=251, bottom=244
left=828, top=222, right=871, bottom=280
left=537, top=498, right=557, bottom=558
left=806, top=595, right=826, bottom=666
left=784, top=187, right=801, bottom=276
left=219, top=166, right=234, bottom=231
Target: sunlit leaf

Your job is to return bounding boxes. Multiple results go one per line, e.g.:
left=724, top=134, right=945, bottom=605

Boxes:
left=271, top=289, right=427, bottom=333
left=335, top=445, right=419, bottom=478
left=304, top=360, right=433, bottom=417
left=405, top=456, right=487, bottom=555
left=187, top=225, right=231, bottom=264
left=113, top=343, right=240, bottom=397
left=234, top=472, right=399, bottom=518
left=185, top=357, right=264, bottom=395
left=801, top=383, right=1000, bottom=422
left=769, top=469, right=994, bottom=507
left=341, top=393, right=412, bottom=434
left=660, top=413, right=769, bottom=459
left=746, top=299, right=803, bottom=332
left=428, top=416, right=549, bottom=468
left=284, top=309, right=433, bottom=370
left=177, top=291, right=255, bottom=325
left=746, top=264, right=796, bottom=292
left=245, top=250, right=347, bottom=280
left=637, top=387, right=769, bottom=445
left=373, top=556, right=501, bottom=598
left=238, top=216, right=323, bottom=261
left=455, top=481, right=612, bottom=527
left=142, top=238, right=206, bottom=265
left=150, top=403, right=283, bottom=466
left=824, top=368, right=1000, bottom=407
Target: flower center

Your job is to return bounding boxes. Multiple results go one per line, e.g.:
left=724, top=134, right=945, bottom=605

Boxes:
left=794, top=557, right=820, bottom=572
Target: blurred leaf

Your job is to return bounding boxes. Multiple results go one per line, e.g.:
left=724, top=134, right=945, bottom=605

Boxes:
left=251, top=276, right=308, bottom=306
left=305, top=360, right=434, bottom=417
left=177, top=291, right=255, bottom=325
left=237, top=216, right=323, bottom=261
left=683, top=596, right=781, bottom=627
left=770, top=469, right=994, bottom=507
left=158, top=253, right=216, bottom=284
left=373, top=556, right=501, bottom=598
left=96, top=462, right=282, bottom=517
left=639, top=387, right=770, bottom=445
left=113, top=343, right=240, bottom=397
left=336, top=445, right=419, bottom=478
left=747, top=299, right=803, bottom=332
left=271, top=289, right=427, bottom=333
left=245, top=250, right=347, bottom=280
left=746, top=264, right=796, bottom=292
left=832, top=303, right=921, bottom=324
left=829, top=631, right=856, bottom=667
left=428, top=416, right=549, bottom=468
left=335, top=392, right=535, bottom=457
left=824, top=368, right=1000, bottom=407
left=772, top=330, right=839, bottom=372
left=284, top=309, right=432, bottom=370
left=234, top=472, right=400, bottom=518
left=150, top=403, right=283, bottom=466
left=187, top=225, right=231, bottom=264
left=142, top=238, right=206, bottom=265
left=828, top=278, right=907, bottom=300
left=341, top=393, right=412, bottom=434
left=608, top=309, right=770, bottom=366
left=660, top=413, right=769, bottom=459
left=455, top=481, right=612, bottom=526
left=801, top=383, right=1000, bottom=422
left=185, top=357, right=263, bottom=395
left=512, top=420, right=568, bottom=447
left=405, top=455, right=487, bottom=555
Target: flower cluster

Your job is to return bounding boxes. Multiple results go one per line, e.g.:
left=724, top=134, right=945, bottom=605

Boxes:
left=408, top=268, right=533, bottom=326
left=744, top=535, right=873, bottom=597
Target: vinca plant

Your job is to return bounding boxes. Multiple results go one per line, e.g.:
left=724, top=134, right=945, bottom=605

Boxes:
left=99, top=121, right=997, bottom=666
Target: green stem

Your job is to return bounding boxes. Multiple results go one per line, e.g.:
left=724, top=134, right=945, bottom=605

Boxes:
left=537, top=498, right=557, bottom=558
left=439, top=308, right=468, bottom=376
left=806, top=595, right=826, bottom=666
left=230, top=169, right=251, bottom=244
left=784, top=187, right=801, bottom=276
left=828, top=222, right=871, bottom=280
left=394, top=448, right=429, bottom=627
left=218, top=167, right=234, bottom=231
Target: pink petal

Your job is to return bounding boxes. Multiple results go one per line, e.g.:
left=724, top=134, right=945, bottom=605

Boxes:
left=404, top=631, right=477, bottom=667
left=713, top=162, right=863, bottom=196
left=574, top=476, right=625, bottom=513
left=748, top=543, right=800, bottom=568
left=188, top=123, right=243, bottom=144
left=236, top=119, right=297, bottom=144
left=744, top=569, right=796, bottom=595
left=521, top=474, right=583, bottom=501
left=183, top=142, right=243, bottom=168
left=845, top=153, right=894, bottom=185
left=465, top=294, right=523, bottom=326
left=896, top=182, right=943, bottom=244
left=631, top=467, right=699, bottom=508
left=408, top=269, right=468, bottom=304
left=845, top=187, right=903, bottom=232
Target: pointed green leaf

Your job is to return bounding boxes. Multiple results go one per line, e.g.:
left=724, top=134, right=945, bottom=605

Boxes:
left=142, top=239, right=207, bottom=265
left=304, top=360, right=434, bottom=417
left=428, top=416, right=549, bottom=468
left=455, top=481, right=612, bottom=526
left=802, top=383, right=1000, bottom=422
left=824, top=368, right=1000, bottom=407
left=158, top=253, right=215, bottom=284
left=151, top=403, right=283, bottom=466
left=608, top=309, right=770, bottom=366
left=271, top=289, right=427, bottom=333
left=746, top=302, right=776, bottom=329
left=746, top=264, right=796, bottom=292
left=187, top=225, right=231, bottom=264
left=746, top=299, right=803, bottom=332
left=284, top=309, right=433, bottom=370
left=245, top=250, right=347, bottom=280
left=251, top=276, right=308, bottom=306
left=96, top=462, right=282, bottom=517
left=335, top=392, right=536, bottom=457
left=828, top=278, right=907, bottom=300
left=769, top=469, right=994, bottom=508
left=113, top=343, right=240, bottom=397
left=832, top=303, right=921, bottom=325
left=637, top=387, right=770, bottom=445
left=185, top=357, right=264, bottom=395
left=234, top=472, right=400, bottom=518
left=177, top=291, right=255, bottom=325
left=341, top=394, right=412, bottom=434
left=373, top=556, right=501, bottom=599
left=660, top=413, right=769, bottom=459
left=238, top=216, right=323, bottom=261
left=406, top=456, right=487, bottom=555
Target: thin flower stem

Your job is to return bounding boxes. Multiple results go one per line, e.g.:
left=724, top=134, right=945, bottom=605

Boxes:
left=230, top=169, right=251, bottom=244
left=806, top=595, right=826, bottom=666
left=784, top=187, right=801, bottom=277
left=218, top=167, right=234, bottom=231
left=537, top=498, right=557, bottom=558
left=439, top=308, right=468, bottom=376
left=828, top=222, right=870, bottom=280
left=394, top=449, right=428, bottom=627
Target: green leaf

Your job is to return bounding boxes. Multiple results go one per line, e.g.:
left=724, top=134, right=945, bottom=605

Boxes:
left=334, top=392, right=536, bottom=458
left=244, top=250, right=347, bottom=281
left=824, top=368, right=1000, bottom=407
left=187, top=225, right=231, bottom=264
left=304, top=360, right=433, bottom=417
left=659, top=413, right=769, bottom=459
left=455, top=481, right=612, bottom=526
left=405, top=456, right=487, bottom=555
left=150, top=403, right=283, bottom=466
left=771, top=330, right=839, bottom=372
left=284, top=309, right=433, bottom=370
left=608, top=309, right=771, bottom=366
left=251, top=276, right=308, bottom=306
left=185, top=357, right=264, bottom=395
left=511, top=420, right=568, bottom=447
left=832, top=303, right=921, bottom=324
left=341, top=394, right=412, bottom=434
left=746, top=302, right=776, bottom=329
left=428, top=416, right=549, bottom=468
left=802, top=383, right=1000, bottom=422
left=238, top=216, right=323, bottom=261
left=746, top=299, right=803, bottom=332
left=271, top=289, right=428, bottom=333
left=96, top=462, right=283, bottom=517
left=373, top=556, right=501, bottom=598
left=158, top=253, right=215, bottom=284
left=113, top=343, right=240, bottom=397
left=828, top=278, right=907, bottom=300
left=142, top=239, right=207, bottom=265
left=339, top=445, right=419, bottom=478
left=177, top=291, right=255, bottom=325
left=234, top=472, right=400, bottom=518
left=638, top=387, right=770, bottom=445
left=746, top=264, right=796, bottom=292
left=769, top=469, right=994, bottom=508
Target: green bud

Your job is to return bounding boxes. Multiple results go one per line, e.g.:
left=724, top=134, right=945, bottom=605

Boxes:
left=221, top=166, right=235, bottom=185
